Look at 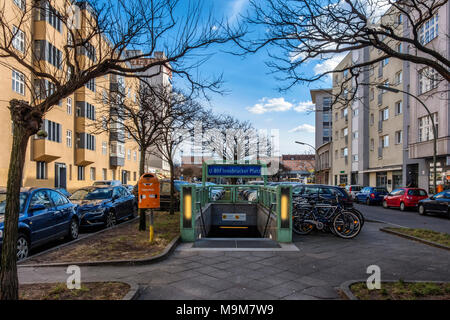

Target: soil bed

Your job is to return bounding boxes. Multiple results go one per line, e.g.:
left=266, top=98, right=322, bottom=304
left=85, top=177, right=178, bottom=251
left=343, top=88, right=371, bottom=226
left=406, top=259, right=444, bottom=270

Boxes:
left=351, top=281, right=450, bottom=300
left=19, top=282, right=130, bottom=300
left=384, top=227, right=450, bottom=247
left=22, top=211, right=179, bottom=264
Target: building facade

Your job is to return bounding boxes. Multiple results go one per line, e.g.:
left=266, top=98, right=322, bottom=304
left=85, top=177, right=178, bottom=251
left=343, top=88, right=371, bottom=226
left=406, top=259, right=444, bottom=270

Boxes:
left=323, top=3, right=449, bottom=193
left=0, top=0, right=142, bottom=191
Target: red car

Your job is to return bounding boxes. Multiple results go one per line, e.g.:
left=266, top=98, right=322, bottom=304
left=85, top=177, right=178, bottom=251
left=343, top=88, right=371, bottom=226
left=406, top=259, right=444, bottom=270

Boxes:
left=383, top=188, right=428, bottom=211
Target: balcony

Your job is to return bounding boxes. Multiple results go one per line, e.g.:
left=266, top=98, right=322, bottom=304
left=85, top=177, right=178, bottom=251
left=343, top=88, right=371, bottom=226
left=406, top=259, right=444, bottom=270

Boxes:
left=33, top=138, right=61, bottom=162
left=110, top=131, right=125, bottom=142
left=110, top=156, right=125, bottom=167
left=76, top=148, right=96, bottom=166
left=110, top=82, right=125, bottom=95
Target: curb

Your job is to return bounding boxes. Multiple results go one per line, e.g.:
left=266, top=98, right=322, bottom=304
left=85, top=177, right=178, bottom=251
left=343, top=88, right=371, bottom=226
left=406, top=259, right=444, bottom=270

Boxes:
left=380, top=227, right=450, bottom=251
left=19, top=235, right=181, bottom=268
left=123, top=281, right=141, bottom=300
left=340, top=279, right=450, bottom=300
left=18, top=216, right=139, bottom=265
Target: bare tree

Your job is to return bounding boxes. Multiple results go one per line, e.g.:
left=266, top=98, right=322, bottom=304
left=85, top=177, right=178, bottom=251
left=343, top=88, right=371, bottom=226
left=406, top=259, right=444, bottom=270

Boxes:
left=237, top=0, right=449, bottom=94
left=154, top=90, right=211, bottom=215
left=0, top=0, right=244, bottom=300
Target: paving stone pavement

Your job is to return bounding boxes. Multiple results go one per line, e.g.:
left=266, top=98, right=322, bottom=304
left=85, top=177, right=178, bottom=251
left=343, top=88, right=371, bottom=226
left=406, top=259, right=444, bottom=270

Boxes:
left=18, top=222, right=450, bottom=300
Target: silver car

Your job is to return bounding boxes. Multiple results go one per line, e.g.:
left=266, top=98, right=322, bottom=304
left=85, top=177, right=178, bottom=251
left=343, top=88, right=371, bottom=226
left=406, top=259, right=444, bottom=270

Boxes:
left=345, top=185, right=363, bottom=199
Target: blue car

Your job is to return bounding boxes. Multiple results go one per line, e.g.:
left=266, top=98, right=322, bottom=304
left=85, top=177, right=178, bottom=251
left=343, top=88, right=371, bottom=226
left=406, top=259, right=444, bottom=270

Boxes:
left=0, top=187, right=80, bottom=261
left=355, top=187, right=389, bottom=205
left=70, top=186, right=137, bottom=228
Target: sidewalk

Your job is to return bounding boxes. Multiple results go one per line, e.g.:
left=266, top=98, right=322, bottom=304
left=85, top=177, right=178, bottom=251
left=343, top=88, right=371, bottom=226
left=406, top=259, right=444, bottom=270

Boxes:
left=18, top=222, right=450, bottom=300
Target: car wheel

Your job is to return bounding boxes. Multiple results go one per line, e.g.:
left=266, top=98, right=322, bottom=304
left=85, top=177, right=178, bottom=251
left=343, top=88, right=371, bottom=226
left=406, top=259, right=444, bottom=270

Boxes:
left=66, top=218, right=79, bottom=241
left=366, top=198, right=371, bottom=206
left=17, top=233, right=30, bottom=261
left=383, top=200, right=388, bottom=208
left=400, top=202, right=406, bottom=212
left=418, top=205, right=426, bottom=215
left=105, top=211, right=117, bottom=228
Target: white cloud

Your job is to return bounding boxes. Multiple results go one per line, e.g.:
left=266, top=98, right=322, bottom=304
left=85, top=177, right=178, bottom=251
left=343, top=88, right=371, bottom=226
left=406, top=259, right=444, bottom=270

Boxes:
left=229, top=0, right=248, bottom=23
left=247, top=97, right=293, bottom=114
left=247, top=98, right=314, bottom=114
left=290, top=124, right=315, bottom=133
left=293, top=101, right=314, bottom=113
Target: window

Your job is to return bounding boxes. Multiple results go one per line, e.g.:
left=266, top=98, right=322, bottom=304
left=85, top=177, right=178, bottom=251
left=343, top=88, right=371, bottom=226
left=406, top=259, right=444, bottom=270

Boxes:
left=370, top=114, right=374, bottom=125
left=77, top=166, right=85, bottom=181
left=335, top=150, right=338, bottom=159
left=102, top=168, right=107, bottom=180
left=353, top=154, right=358, bottom=162
left=419, top=67, right=438, bottom=94
left=30, top=191, right=53, bottom=208
left=47, top=42, right=62, bottom=69
left=133, top=151, right=137, bottom=161
left=90, top=167, right=96, bottom=180
left=381, top=108, right=389, bottom=121
left=102, top=141, right=107, bottom=155
left=352, top=108, right=359, bottom=117
left=49, top=190, right=68, bottom=206
left=12, top=26, right=25, bottom=52
left=36, top=161, right=47, bottom=179
left=370, top=139, right=374, bottom=151
left=78, top=42, right=96, bottom=61
left=381, top=135, right=389, bottom=148
left=133, top=172, right=137, bottom=181
left=419, top=14, right=438, bottom=45
left=67, top=97, right=72, bottom=114
left=127, top=149, right=131, bottom=160
left=382, top=58, right=389, bottom=67
left=370, top=88, right=374, bottom=101
left=352, top=131, right=359, bottom=139
left=13, top=0, right=25, bottom=10
left=418, top=113, right=438, bottom=142
left=395, top=101, right=402, bottom=115
left=335, top=112, right=338, bottom=121
left=397, top=14, right=403, bottom=25
left=395, top=131, right=402, bottom=144
left=395, top=71, right=402, bottom=85
left=397, top=43, right=402, bottom=53
left=86, top=78, right=96, bottom=92
left=12, top=70, right=25, bottom=95
left=43, top=120, right=61, bottom=142
left=76, top=133, right=95, bottom=150
left=66, top=129, right=72, bottom=147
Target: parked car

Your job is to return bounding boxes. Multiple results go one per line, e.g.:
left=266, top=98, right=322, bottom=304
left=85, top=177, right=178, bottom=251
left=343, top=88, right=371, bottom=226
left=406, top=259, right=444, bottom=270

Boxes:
left=123, top=184, right=135, bottom=194
left=418, top=190, right=450, bottom=217
left=345, top=185, right=363, bottom=200
left=92, top=180, right=122, bottom=187
left=0, top=187, right=80, bottom=261
left=383, top=188, right=428, bottom=211
left=55, top=188, right=71, bottom=198
left=355, top=187, right=389, bottom=205
left=292, top=184, right=353, bottom=208
left=70, top=186, right=136, bottom=228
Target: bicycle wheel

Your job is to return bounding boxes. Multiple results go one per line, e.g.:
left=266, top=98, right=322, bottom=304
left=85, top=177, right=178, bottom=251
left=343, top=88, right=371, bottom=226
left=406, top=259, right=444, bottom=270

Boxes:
left=293, top=209, right=315, bottom=235
left=349, top=207, right=365, bottom=227
left=332, top=211, right=362, bottom=239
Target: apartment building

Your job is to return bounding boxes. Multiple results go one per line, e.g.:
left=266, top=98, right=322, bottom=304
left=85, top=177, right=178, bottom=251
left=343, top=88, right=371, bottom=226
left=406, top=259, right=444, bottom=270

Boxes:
left=405, top=2, right=450, bottom=193
left=324, top=3, right=449, bottom=192
left=0, top=0, right=141, bottom=191
left=364, top=8, right=405, bottom=191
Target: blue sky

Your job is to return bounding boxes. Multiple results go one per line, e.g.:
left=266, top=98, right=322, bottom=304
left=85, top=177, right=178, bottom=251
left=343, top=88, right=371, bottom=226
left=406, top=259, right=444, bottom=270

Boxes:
left=173, top=0, right=340, bottom=155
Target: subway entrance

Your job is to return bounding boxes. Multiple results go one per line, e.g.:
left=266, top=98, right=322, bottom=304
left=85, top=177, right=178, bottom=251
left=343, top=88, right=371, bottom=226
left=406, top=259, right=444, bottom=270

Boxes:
left=179, top=162, right=293, bottom=249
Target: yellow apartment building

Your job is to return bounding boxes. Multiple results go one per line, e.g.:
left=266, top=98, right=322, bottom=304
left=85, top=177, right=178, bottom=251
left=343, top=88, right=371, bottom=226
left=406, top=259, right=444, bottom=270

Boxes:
left=0, top=0, right=140, bottom=192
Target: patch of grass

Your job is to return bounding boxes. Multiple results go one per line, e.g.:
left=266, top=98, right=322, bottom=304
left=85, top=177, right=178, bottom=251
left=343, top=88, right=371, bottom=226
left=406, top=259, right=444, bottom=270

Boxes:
left=385, top=227, right=450, bottom=247
left=22, top=211, right=180, bottom=264
left=19, top=282, right=130, bottom=300
left=350, top=281, right=450, bottom=300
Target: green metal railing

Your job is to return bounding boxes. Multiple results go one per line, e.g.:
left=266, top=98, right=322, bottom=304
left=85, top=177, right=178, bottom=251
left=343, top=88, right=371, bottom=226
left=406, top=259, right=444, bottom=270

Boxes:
left=180, top=184, right=292, bottom=242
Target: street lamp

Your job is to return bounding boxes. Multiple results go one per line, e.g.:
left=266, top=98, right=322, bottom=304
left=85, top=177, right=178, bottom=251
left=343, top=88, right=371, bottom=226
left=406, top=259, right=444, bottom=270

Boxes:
left=295, top=141, right=318, bottom=183
left=377, top=85, right=438, bottom=193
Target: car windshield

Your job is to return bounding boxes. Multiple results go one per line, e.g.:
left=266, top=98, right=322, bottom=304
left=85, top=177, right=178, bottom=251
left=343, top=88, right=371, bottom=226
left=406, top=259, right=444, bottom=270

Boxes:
left=0, top=193, right=28, bottom=214
left=70, top=188, right=112, bottom=200
left=408, top=189, right=427, bottom=196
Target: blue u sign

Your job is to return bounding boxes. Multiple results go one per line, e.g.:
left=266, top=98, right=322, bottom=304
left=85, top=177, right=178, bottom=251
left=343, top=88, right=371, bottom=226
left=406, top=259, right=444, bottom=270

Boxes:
left=207, top=165, right=262, bottom=177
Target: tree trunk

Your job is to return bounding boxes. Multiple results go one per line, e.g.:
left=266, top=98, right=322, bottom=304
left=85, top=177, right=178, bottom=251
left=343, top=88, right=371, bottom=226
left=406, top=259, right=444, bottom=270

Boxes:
left=1, top=100, right=42, bottom=300
left=169, top=160, right=175, bottom=215
left=138, top=148, right=146, bottom=231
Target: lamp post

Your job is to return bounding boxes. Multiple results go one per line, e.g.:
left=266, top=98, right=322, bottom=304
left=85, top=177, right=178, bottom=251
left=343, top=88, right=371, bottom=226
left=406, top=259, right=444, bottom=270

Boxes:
left=377, top=85, right=437, bottom=193
left=295, top=141, right=318, bottom=183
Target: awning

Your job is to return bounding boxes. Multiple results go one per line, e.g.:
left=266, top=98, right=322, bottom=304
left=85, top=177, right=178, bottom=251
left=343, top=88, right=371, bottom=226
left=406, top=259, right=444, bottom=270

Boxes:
left=360, top=166, right=402, bottom=173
